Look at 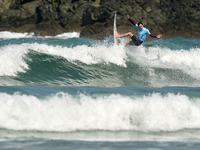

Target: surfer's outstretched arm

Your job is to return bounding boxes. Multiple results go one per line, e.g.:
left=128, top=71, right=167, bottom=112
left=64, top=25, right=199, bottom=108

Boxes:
left=150, top=34, right=162, bottom=38
left=127, top=15, right=136, bottom=26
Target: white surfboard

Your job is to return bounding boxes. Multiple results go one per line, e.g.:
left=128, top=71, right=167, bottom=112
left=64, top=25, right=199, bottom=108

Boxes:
left=113, top=12, right=118, bottom=45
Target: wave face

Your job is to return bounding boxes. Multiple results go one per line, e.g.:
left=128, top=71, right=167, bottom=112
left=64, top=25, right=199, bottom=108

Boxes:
left=0, top=32, right=199, bottom=87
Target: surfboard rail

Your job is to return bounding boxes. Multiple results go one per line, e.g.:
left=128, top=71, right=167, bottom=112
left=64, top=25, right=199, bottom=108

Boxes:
left=113, top=11, right=118, bottom=45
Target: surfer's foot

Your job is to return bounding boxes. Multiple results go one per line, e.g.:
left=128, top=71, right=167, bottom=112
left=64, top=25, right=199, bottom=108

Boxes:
left=116, top=31, right=120, bottom=38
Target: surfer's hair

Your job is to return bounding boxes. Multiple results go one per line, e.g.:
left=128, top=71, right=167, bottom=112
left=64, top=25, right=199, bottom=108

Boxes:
left=138, top=22, right=143, bottom=26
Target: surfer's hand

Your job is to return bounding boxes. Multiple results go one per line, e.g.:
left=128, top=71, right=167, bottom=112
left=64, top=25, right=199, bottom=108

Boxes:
left=157, top=34, right=162, bottom=38
left=127, top=15, right=130, bottom=19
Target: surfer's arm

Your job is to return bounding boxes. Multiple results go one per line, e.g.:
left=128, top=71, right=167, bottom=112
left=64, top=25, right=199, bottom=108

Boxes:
left=128, top=19, right=136, bottom=26
left=150, top=34, right=162, bottom=38
left=150, top=34, right=157, bottom=38
left=127, top=15, right=136, bottom=26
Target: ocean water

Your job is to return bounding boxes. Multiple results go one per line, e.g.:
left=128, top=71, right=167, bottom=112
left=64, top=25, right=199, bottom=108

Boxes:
left=0, top=31, right=200, bottom=150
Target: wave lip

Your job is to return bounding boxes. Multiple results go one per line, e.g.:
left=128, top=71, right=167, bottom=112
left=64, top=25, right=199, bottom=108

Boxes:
left=0, top=44, right=29, bottom=76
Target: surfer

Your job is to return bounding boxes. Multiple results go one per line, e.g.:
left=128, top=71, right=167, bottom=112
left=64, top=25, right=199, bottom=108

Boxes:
left=116, top=15, right=162, bottom=46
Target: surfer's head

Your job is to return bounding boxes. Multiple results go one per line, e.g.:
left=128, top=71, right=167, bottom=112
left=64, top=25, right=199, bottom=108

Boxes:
left=138, top=22, right=143, bottom=30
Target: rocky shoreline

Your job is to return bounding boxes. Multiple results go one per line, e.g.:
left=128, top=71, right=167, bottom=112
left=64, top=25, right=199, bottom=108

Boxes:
left=0, top=0, right=199, bottom=39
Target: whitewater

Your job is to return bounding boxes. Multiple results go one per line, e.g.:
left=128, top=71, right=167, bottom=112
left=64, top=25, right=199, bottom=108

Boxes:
left=0, top=31, right=200, bottom=150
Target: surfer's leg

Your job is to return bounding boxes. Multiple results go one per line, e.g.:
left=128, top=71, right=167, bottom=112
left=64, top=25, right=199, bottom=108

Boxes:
left=116, top=32, right=133, bottom=38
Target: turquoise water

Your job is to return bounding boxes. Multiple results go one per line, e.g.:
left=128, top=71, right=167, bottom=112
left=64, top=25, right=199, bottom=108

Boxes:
left=0, top=31, right=200, bottom=149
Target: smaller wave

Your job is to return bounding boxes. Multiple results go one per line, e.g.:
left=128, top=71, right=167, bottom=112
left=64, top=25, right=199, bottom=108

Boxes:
left=0, top=31, right=34, bottom=39
left=49, top=32, right=80, bottom=39
left=0, top=92, right=200, bottom=132
left=0, top=31, right=80, bottom=39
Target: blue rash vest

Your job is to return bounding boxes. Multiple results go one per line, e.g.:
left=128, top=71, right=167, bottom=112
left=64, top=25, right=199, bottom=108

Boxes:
left=135, top=24, right=151, bottom=42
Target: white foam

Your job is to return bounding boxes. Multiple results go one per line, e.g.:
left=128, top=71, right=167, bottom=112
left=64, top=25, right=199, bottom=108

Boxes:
left=0, top=31, right=80, bottom=39
left=22, top=43, right=127, bottom=66
left=0, top=92, right=200, bottom=132
left=126, top=46, right=200, bottom=80
left=0, top=44, right=29, bottom=76
left=0, top=31, right=34, bottom=39
left=49, top=32, right=80, bottom=39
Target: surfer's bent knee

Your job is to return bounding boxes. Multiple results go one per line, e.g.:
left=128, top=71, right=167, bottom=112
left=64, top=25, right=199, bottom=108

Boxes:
left=128, top=32, right=133, bottom=37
